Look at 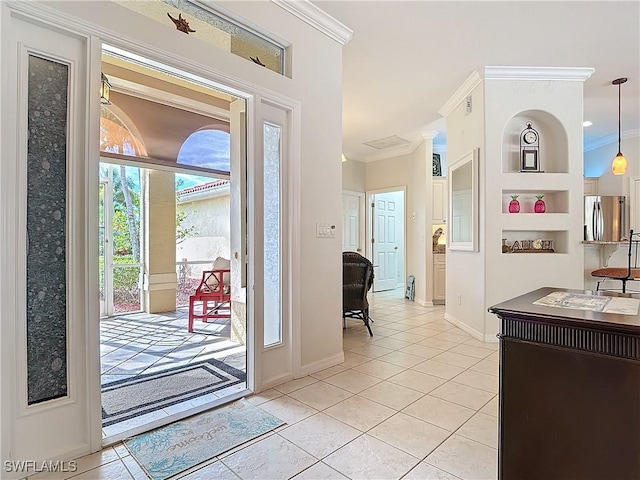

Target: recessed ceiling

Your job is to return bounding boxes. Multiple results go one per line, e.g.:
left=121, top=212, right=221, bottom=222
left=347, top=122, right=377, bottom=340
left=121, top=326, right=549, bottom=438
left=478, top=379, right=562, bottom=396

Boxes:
left=313, top=1, right=640, bottom=162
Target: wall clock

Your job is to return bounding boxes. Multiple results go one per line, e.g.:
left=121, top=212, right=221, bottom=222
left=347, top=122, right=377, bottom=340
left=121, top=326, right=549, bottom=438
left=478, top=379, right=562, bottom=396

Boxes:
left=520, top=122, right=540, bottom=172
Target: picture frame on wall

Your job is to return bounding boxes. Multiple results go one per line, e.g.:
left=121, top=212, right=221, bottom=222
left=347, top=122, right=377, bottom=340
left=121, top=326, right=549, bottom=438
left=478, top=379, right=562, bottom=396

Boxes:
left=433, top=153, right=442, bottom=176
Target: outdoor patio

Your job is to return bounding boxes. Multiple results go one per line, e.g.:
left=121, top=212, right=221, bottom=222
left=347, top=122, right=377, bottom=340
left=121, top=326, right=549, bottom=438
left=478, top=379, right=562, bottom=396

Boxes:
left=100, top=307, right=246, bottom=438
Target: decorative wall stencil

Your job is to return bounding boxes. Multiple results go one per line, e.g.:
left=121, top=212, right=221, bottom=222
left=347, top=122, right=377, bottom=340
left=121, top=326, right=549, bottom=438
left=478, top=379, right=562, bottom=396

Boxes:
left=26, top=55, right=69, bottom=404
left=114, top=0, right=284, bottom=74
left=167, top=12, right=196, bottom=34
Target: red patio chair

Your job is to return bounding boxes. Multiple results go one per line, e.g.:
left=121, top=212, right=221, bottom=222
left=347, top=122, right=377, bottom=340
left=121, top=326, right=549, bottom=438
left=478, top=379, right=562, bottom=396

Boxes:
left=188, top=258, right=231, bottom=332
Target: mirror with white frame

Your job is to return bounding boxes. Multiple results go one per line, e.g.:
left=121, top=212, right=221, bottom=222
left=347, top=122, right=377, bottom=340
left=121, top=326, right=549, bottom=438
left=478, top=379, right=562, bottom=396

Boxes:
left=448, top=149, right=479, bottom=251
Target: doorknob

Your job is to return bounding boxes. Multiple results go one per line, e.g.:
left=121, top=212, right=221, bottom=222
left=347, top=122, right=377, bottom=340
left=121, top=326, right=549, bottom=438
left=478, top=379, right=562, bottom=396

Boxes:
left=394, top=246, right=398, bottom=250
left=356, top=248, right=362, bottom=252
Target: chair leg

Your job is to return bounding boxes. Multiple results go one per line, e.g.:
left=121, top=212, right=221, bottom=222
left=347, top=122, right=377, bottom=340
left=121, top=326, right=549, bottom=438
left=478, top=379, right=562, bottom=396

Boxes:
left=622, top=280, right=627, bottom=294
left=363, top=308, right=373, bottom=337
left=188, top=296, right=195, bottom=333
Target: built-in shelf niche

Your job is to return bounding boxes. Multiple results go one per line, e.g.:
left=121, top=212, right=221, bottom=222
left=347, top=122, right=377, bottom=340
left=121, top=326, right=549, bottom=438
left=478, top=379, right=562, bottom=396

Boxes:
left=501, top=190, right=569, bottom=214
left=502, top=110, right=568, bottom=174
left=501, top=230, right=569, bottom=254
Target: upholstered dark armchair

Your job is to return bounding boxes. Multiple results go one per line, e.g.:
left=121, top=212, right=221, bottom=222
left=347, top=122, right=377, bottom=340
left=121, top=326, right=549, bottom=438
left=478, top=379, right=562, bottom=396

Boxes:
left=342, top=251, right=374, bottom=336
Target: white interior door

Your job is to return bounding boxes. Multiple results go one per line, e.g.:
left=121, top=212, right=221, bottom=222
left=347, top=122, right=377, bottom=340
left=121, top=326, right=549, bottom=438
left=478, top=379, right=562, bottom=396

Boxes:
left=371, top=190, right=405, bottom=292
left=342, top=191, right=364, bottom=253
left=1, top=11, right=101, bottom=467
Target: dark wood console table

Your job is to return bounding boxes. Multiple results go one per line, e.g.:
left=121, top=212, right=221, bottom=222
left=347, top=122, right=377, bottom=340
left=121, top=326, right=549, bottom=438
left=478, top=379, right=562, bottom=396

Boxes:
left=489, top=287, right=640, bottom=480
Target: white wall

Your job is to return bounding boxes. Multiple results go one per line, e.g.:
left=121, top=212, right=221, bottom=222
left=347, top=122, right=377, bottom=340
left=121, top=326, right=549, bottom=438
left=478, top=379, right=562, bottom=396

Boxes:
left=342, top=158, right=366, bottom=192
left=444, top=82, right=486, bottom=337
left=483, top=75, right=586, bottom=339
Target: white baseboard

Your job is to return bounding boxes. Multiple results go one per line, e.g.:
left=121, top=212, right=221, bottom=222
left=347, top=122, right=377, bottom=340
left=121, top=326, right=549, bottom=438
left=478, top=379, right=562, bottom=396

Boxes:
left=444, top=312, right=499, bottom=344
left=298, top=352, right=344, bottom=377
left=260, top=372, right=294, bottom=391
left=414, top=297, right=433, bottom=307
left=444, top=312, right=483, bottom=341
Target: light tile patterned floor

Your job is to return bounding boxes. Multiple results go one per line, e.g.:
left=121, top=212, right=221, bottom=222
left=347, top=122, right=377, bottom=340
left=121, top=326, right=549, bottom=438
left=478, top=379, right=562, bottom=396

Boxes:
left=100, top=307, right=247, bottom=438
left=56, top=289, right=499, bottom=479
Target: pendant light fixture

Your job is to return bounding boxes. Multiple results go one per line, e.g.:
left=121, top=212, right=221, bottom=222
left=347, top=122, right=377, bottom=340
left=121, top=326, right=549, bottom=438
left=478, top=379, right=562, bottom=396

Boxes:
left=611, top=77, right=627, bottom=175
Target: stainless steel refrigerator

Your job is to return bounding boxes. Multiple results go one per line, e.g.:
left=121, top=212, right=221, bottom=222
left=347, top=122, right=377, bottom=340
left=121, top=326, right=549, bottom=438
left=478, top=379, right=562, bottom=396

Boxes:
left=584, top=195, right=626, bottom=241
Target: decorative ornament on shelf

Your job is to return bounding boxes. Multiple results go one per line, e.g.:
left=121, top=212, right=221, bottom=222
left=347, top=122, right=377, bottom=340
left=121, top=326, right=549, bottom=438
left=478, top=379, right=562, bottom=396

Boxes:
left=611, top=77, right=628, bottom=175
left=250, top=56, right=266, bottom=67
left=534, top=194, right=546, bottom=213
left=508, top=194, right=520, bottom=213
left=520, top=122, right=540, bottom=172
left=167, top=12, right=196, bottom=34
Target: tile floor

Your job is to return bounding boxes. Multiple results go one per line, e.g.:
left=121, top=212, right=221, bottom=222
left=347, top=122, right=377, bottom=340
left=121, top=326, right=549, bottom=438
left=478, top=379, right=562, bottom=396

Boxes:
left=100, top=307, right=247, bottom=438
left=54, top=289, right=500, bottom=479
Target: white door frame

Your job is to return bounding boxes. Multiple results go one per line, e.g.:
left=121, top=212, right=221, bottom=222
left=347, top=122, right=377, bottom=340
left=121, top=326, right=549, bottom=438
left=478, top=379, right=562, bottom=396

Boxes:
left=342, top=189, right=365, bottom=253
left=365, top=186, right=407, bottom=291
left=1, top=0, right=302, bottom=461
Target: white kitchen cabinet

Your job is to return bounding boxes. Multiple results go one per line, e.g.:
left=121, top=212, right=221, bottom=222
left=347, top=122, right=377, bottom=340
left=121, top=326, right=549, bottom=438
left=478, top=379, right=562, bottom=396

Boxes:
left=584, top=177, right=598, bottom=195
left=433, top=177, right=448, bottom=223
left=433, top=254, right=446, bottom=304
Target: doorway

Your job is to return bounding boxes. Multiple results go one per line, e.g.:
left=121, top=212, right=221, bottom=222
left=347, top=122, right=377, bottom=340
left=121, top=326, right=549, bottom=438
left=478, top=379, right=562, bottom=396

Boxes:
left=98, top=46, right=250, bottom=443
left=367, top=188, right=406, bottom=292
left=342, top=190, right=365, bottom=253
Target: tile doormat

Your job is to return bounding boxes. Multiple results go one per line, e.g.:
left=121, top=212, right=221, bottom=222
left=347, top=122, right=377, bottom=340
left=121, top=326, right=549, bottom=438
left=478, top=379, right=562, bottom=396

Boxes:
left=124, top=399, right=285, bottom=480
left=102, top=358, right=246, bottom=427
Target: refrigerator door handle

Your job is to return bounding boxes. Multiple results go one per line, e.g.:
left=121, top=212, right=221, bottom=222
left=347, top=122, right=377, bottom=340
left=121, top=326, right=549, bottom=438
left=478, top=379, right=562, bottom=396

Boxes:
left=593, top=203, right=602, bottom=241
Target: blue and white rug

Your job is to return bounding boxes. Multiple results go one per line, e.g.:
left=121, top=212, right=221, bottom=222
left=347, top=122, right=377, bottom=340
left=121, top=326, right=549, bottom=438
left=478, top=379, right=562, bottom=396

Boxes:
left=124, top=399, right=285, bottom=480
left=102, top=358, right=246, bottom=427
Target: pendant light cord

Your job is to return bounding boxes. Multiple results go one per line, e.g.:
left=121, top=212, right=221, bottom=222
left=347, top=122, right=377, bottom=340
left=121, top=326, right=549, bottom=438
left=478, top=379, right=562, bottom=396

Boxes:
left=618, top=82, right=622, bottom=154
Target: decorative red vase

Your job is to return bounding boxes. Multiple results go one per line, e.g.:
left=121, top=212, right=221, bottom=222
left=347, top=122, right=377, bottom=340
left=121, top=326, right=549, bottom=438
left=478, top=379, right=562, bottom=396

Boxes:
left=508, top=196, right=520, bottom=213
left=534, top=195, right=546, bottom=213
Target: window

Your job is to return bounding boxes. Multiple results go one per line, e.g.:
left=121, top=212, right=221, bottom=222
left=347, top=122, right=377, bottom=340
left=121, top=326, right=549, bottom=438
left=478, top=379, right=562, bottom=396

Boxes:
left=100, top=105, right=147, bottom=157
left=177, top=128, right=230, bottom=174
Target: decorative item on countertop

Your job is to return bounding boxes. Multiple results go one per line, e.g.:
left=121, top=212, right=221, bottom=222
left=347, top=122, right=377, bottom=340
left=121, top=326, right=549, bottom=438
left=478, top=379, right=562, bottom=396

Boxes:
left=502, top=238, right=510, bottom=253
left=508, top=194, right=520, bottom=213
left=534, top=194, right=546, bottom=213
left=168, top=12, right=196, bottom=34
left=432, top=153, right=442, bottom=176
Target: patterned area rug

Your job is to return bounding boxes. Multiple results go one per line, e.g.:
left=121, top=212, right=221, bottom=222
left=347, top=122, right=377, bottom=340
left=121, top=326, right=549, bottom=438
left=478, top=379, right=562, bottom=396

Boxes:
left=102, top=359, right=246, bottom=427
left=124, top=399, right=285, bottom=480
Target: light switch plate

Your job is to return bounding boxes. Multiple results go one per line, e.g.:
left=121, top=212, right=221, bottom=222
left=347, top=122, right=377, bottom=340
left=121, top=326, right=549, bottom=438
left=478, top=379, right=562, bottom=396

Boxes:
left=316, top=222, right=336, bottom=238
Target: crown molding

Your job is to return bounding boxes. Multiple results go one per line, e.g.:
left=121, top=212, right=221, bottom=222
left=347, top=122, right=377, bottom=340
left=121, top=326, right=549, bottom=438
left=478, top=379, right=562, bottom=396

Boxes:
left=438, top=70, right=483, bottom=118
left=271, top=0, right=353, bottom=45
left=484, top=66, right=594, bottom=81
left=584, top=129, right=640, bottom=152
left=420, top=131, right=439, bottom=141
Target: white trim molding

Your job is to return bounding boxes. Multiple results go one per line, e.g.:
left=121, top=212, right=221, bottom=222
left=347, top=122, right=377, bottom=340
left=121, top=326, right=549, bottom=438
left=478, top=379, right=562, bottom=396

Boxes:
left=484, top=66, right=594, bottom=82
left=438, top=70, right=483, bottom=118
left=584, top=128, right=640, bottom=152
left=272, top=0, right=353, bottom=45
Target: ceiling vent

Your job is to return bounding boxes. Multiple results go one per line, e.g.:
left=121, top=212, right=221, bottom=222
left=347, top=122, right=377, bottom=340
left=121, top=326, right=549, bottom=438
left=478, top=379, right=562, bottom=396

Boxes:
left=363, top=135, right=410, bottom=150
